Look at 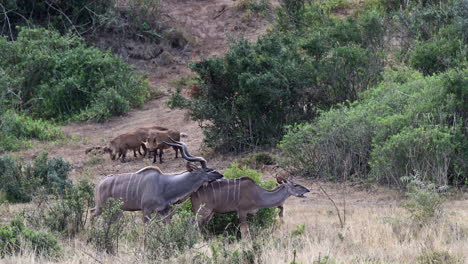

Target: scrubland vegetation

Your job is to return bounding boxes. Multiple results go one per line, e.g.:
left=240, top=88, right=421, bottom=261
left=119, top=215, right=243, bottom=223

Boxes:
left=0, top=0, right=467, bottom=263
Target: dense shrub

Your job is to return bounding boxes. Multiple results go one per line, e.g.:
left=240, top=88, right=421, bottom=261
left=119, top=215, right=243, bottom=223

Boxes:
left=0, top=0, right=113, bottom=38
left=0, top=111, right=63, bottom=152
left=0, top=218, right=60, bottom=258
left=203, top=164, right=278, bottom=237
left=0, top=154, right=32, bottom=202
left=280, top=67, right=467, bottom=186
left=179, top=9, right=384, bottom=152
left=410, top=38, right=464, bottom=76
left=145, top=210, right=200, bottom=260
left=401, top=174, right=444, bottom=224
left=88, top=198, right=126, bottom=254
left=0, top=28, right=149, bottom=122
left=0, top=153, right=73, bottom=202
left=43, top=180, right=94, bottom=237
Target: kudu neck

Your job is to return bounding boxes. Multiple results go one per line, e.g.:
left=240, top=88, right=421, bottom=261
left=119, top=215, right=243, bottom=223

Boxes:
left=165, top=171, right=206, bottom=202
left=257, top=185, right=290, bottom=208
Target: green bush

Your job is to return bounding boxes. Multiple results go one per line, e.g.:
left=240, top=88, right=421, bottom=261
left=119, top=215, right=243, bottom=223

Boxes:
left=402, top=174, right=444, bottom=224
left=410, top=38, right=464, bottom=75
left=0, top=0, right=113, bottom=38
left=203, top=164, right=278, bottom=237
left=88, top=198, right=126, bottom=254
left=280, top=67, right=467, bottom=186
left=0, top=28, right=149, bottom=122
left=145, top=210, right=200, bottom=260
left=0, top=153, right=73, bottom=202
left=0, top=111, right=63, bottom=151
left=0, top=154, right=34, bottom=202
left=178, top=13, right=384, bottom=152
left=0, top=218, right=60, bottom=258
left=43, top=180, right=94, bottom=237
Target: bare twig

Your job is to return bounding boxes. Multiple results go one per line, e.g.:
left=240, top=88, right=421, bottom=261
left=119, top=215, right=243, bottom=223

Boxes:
left=319, top=185, right=344, bottom=228
left=44, top=0, right=81, bottom=36
left=0, top=3, right=13, bottom=40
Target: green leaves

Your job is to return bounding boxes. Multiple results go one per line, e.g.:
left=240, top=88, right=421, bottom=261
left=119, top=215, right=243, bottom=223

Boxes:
left=0, top=28, right=149, bottom=122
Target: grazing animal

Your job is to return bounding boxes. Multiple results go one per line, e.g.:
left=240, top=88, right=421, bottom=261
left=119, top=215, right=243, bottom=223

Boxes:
left=190, top=176, right=310, bottom=238
left=102, top=126, right=169, bottom=162
left=143, top=129, right=188, bottom=163
left=103, top=130, right=148, bottom=162
left=91, top=138, right=223, bottom=223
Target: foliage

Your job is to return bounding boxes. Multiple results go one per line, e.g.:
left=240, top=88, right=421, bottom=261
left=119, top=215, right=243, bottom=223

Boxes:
left=0, top=111, right=63, bottom=152
left=88, top=198, right=126, bottom=254
left=203, top=163, right=278, bottom=237
left=166, top=87, right=190, bottom=109
left=401, top=174, right=444, bottom=224
left=0, top=152, right=72, bottom=202
left=236, top=152, right=276, bottom=170
left=280, top=67, right=467, bottom=186
left=180, top=9, right=384, bottom=152
left=0, top=27, right=149, bottom=122
left=43, top=180, right=94, bottom=237
left=144, top=210, right=200, bottom=260
left=0, top=0, right=114, bottom=38
left=0, top=218, right=60, bottom=258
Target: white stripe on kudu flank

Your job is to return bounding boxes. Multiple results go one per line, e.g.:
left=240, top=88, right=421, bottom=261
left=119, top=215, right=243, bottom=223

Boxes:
left=226, top=180, right=230, bottom=203
left=136, top=173, right=144, bottom=199
left=212, top=182, right=216, bottom=204
left=126, top=174, right=134, bottom=202
left=237, top=179, right=241, bottom=205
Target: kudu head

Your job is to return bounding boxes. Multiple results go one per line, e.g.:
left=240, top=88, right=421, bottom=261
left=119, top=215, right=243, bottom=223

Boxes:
left=164, top=138, right=223, bottom=183
left=276, top=177, right=310, bottom=198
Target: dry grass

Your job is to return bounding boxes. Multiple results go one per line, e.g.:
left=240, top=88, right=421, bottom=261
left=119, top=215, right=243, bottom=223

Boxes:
left=1, top=180, right=467, bottom=264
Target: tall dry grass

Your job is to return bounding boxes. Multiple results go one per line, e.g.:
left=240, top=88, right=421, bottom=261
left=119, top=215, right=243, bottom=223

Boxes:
left=1, top=186, right=467, bottom=264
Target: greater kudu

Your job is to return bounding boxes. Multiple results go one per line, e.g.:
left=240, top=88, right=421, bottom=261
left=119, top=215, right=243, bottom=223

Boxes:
left=91, top=139, right=223, bottom=223
left=190, top=176, right=310, bottom=238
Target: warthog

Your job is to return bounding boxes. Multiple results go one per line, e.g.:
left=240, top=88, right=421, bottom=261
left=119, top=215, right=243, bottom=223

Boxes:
left=103, top=130, right=148, bottom=162
left=102, top=126, right=169, bottom=162
left=91, top=138, right=223, bottom=223
left=190, top=176, right=310, bottom=238
left=143, top=129, right=188, bottom=163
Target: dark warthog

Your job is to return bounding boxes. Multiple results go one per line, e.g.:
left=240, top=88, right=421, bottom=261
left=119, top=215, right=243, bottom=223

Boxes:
left=102, top=126, right=169, bottom=162
left=143, top=129, right=188, bottom=163
left=190, top=176, right=310, bottom=238
left=91, top=139, right=223, bottom=223
left=103, top=130, right=148, bottom=162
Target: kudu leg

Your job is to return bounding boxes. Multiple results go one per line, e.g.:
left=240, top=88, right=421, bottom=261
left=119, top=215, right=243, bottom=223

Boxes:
left=239, top=213, right=251, bottom=240
left=278, top=205, right=284, bottom=219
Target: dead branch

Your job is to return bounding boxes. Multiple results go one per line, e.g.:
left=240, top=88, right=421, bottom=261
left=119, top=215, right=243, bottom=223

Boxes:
left=319, top=185, right=344, bottom=228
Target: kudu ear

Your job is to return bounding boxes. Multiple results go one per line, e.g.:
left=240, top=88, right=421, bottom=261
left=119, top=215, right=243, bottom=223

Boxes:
left=276, top=177, right=287, bottom=184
